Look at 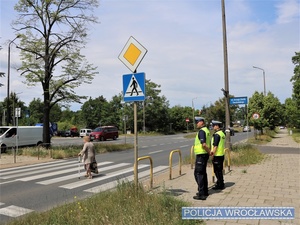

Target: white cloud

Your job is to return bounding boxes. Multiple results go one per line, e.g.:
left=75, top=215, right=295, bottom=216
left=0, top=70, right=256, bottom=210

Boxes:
left=275, top=0, right=300, bottom=24
left=1, top=0, right=299, bottom=112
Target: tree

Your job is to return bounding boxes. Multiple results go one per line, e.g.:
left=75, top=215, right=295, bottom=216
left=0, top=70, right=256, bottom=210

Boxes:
left=141, top=80, right=169, bottom=133
left=248, top=91, right=267, bottom=134
left=209, top=96, right=237, bottom=126
left=81, top=96, right=111, bottom=129
left=248, top=91, right=283, bottom=133
left=284, top=98, right=298, bottom=128
left=13, top=0, right=99, bottom=146
left=262, top=92, right=284, bottom=130
left=290, top=52, right=300, bottom=128
left=168, top=105, right=193, bottom=132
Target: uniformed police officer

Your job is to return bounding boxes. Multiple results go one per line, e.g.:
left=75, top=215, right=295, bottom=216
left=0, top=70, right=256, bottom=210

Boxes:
left=193, top=117, right=211, bottom=200
left=210, top=120, right=225, bottom=190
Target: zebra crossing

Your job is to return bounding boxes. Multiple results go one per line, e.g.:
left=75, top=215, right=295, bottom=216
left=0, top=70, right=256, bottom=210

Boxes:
left=0, top=159, right=168, bottom=220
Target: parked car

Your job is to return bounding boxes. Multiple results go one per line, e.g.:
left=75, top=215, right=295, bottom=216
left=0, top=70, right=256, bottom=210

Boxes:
left=80, top=128, right=92, bottom=138
left=89, top=126, right=119, bottom=141
left=221, top=126, right=235, bottom=136
left=243, top=126, right=251, bottom=132
left=57, top=130, right=79, bottom=137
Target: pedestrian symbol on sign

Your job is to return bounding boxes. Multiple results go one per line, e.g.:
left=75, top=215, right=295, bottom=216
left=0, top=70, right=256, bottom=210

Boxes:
left=130, top=77, right=139, bottom=96
left=124, top=75, right=143, bottom=97
left=123, top=72, right=145, bottom=102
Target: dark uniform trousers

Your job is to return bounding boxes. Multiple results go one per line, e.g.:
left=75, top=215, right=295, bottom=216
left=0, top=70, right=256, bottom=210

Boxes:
left=194, top=153, right=209, bottom=196
left=213, top=155, right=225, bottom=188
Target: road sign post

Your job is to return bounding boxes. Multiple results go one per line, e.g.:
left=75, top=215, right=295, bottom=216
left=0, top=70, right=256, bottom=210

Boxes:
left=119, top=37, right=147, bottom=187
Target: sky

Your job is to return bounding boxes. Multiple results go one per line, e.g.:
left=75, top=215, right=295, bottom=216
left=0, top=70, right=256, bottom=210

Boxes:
left=0, top=0, right=299, bottom=112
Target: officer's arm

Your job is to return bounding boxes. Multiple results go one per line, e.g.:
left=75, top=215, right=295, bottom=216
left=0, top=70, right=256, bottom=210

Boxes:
left=199, top=130, right=210, bottom=154
left=211, top=134, right=220, bottom=155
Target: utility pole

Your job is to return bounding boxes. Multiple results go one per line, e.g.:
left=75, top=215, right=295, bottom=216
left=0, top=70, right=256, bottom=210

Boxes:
left=221, top=0, right=231, bottom=149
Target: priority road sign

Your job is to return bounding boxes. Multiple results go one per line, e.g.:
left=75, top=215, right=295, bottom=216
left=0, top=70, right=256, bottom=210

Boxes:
left=123, top=72, right=146, bottom=102
left=118, top=36, right=147, bottom=73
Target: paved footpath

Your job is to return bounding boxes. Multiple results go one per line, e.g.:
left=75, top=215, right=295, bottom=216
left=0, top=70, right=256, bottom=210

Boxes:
left=146, top=129, right=300, bottom=225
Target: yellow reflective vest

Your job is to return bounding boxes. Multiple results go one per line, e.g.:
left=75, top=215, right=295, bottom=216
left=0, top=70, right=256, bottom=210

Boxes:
left=212, top=130, right=225, bottom=156
left=194, top=127, right=211, bottom=155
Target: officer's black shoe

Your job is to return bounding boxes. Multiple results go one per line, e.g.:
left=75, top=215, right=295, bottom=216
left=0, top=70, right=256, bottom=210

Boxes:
left=193, top=195, right=207, bottom=200
left=212, top=185, right=225, bottom=190
left=196, top=192, right=209, bottom=197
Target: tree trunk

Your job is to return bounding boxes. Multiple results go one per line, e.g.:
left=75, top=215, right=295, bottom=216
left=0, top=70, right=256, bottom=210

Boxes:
left=43, top=85, right=51, bottom=148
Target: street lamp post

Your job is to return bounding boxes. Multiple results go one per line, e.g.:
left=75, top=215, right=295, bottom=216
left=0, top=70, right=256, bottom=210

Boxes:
left=13, top=92, right=23, bottom=126
left=192, top=97, right=198, bottom=130
left=253, top=66, right=266, bottom=96
left=7, top=35, right=20, bottom=125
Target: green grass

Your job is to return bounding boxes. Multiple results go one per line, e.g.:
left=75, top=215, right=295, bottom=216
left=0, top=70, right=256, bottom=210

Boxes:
left=7, top=143, right=134, bottom=160
left=291, top=128, right=300, bottom=143
left=5, top=182, right=203, bottom=225
left=230, top=144, right=265, bottom=165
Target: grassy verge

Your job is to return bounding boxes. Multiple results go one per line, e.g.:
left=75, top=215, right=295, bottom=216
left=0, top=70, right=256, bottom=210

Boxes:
left=246, top=128, right=276, bottom=145
left=183, top=144, right=265, bottom=167
left=6, top=182, right=203, bottom=225
left=6, top=143, right=134, bottom=159
left=291, top=128, right=300, bottom=143
left=230, top=144, right=265, bottom=165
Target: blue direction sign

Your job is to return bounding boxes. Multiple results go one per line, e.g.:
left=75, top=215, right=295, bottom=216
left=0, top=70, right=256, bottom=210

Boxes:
left=230, top=96, right=248, bottom=105
left=123, top=72, right=146, bottom=102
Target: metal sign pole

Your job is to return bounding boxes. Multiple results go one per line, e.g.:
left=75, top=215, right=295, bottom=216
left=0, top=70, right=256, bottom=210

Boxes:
left=133, top=102, right=138, bottom=187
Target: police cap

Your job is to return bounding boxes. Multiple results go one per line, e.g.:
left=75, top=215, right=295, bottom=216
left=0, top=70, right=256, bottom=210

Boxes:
left=195, top=117, right=205, bottom=123
left=211, top=120, right=222, bottom=127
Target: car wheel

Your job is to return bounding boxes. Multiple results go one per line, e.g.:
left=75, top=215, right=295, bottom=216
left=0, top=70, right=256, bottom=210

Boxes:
left=100, top=136, right=105, bottom=141
left=1, top=144, right=7, bottom=153
left=113, top=135, right=117, bottom=140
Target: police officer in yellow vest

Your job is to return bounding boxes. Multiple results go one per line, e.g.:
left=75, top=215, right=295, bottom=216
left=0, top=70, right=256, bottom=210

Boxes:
left=193, top=117, right=211, bottom=200
left=210, top=120, right=225, bottom=190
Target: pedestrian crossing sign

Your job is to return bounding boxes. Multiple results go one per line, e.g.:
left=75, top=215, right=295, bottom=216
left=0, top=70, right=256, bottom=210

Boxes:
left=123, top=72, right=146, bottom=102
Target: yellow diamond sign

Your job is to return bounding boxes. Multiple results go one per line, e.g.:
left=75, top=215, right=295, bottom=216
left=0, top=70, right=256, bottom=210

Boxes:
left=119, top=36, right=147, bottom=73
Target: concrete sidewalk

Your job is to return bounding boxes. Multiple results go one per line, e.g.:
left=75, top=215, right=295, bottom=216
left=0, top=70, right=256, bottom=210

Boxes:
left=147, top=129, right=300, bottom=225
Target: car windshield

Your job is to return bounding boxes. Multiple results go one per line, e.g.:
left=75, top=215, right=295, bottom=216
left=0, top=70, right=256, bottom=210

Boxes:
left=94, top=127, right=103, bottom=132
left=0, top=128, right=9, bottom=136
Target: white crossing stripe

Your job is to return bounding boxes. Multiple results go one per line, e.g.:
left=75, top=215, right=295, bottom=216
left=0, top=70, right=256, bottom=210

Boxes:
left=60, top=164, right=149, bottom=189
left=16, top=161, right=114, bottom=182
left=1, top=161, right=77, bottom=179
left=0, top=160, right=69, bottom=174
left=36, top=162, right=130, bottom=185
left=180, top=145, right=189, bottom=148
left=148, top=150, right=163, bottom=154
left=0, top=205, right=33, bottom=217
left=85, top=165, right=168, bottom=193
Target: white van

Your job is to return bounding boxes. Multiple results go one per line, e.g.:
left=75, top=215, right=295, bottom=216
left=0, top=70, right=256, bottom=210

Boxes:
left=0, top=126, right=43, bottom=153
left=80, top=128, right=92, bottom=138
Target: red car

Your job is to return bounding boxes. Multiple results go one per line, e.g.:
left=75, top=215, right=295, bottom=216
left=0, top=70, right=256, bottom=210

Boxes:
left=89, top=126, right=118, bottom=141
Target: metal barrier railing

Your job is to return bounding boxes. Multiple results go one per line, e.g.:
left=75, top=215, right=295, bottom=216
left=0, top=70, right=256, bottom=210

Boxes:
left=134, top=156, right=153, bottom=188
left=212, top=148, right=231, bottom=183
left=169, top=149, right=182, bottom=180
